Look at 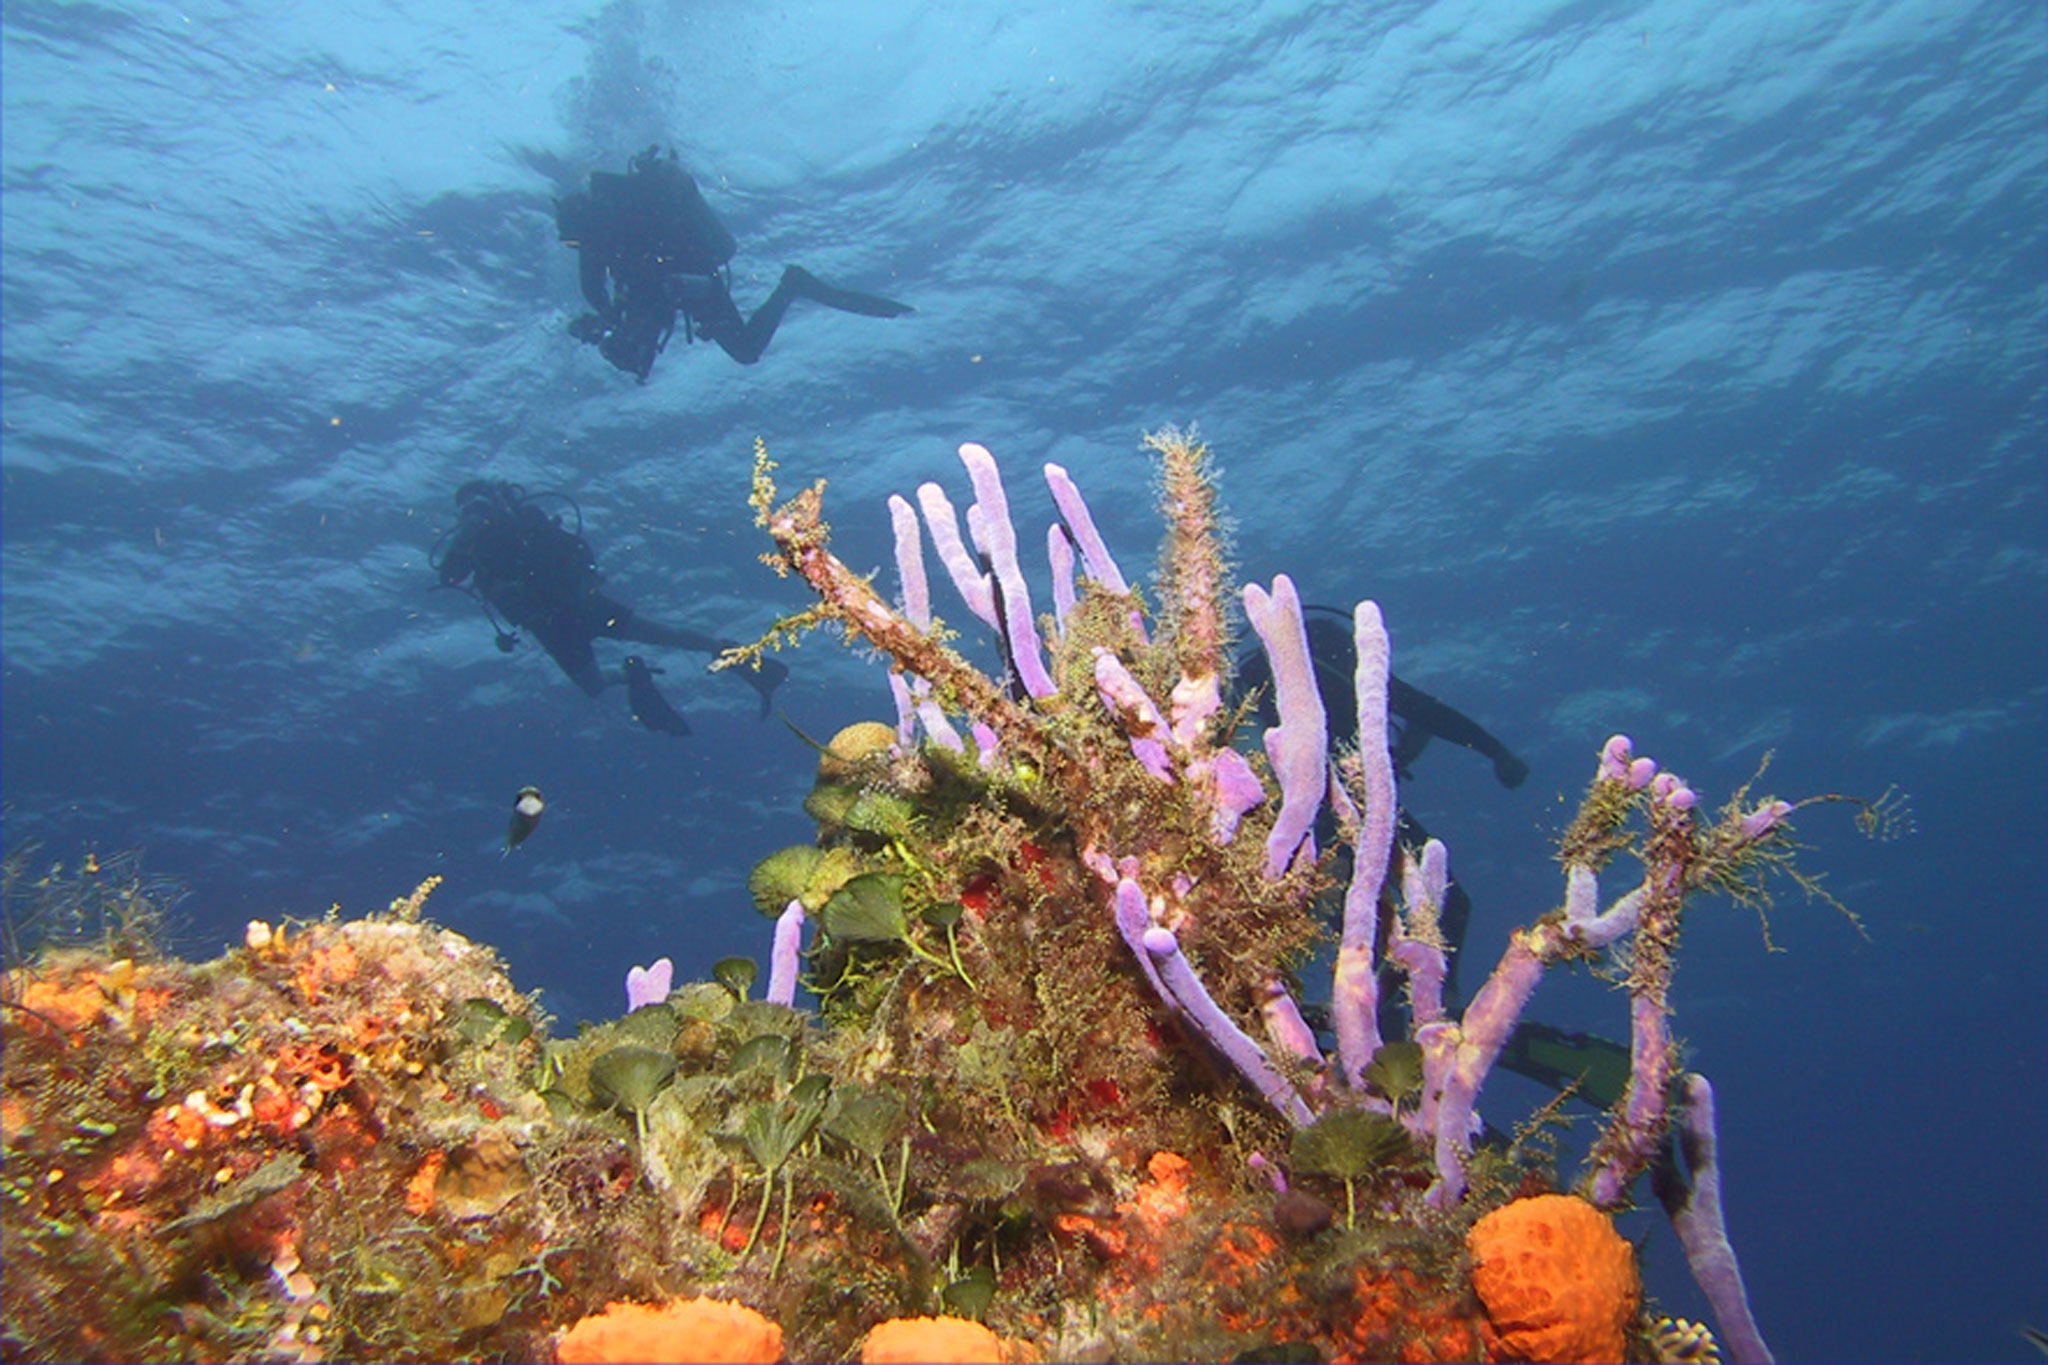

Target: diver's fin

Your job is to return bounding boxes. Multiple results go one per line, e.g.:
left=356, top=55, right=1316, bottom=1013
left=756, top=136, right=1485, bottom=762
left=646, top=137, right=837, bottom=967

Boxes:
left=1497, top=1021, right=1633, bottom=1112
left=733, top=654, right=788, bottom=719
left=623, top=656, right=691, bottom=737
left=786, top=265, right=913, bottom=318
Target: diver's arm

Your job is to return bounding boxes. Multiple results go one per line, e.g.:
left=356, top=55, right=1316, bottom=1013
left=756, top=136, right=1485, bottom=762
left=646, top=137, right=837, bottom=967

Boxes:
left=578, top=252, right=616, bottom=320
left=436, top=532, right=477, bottom=587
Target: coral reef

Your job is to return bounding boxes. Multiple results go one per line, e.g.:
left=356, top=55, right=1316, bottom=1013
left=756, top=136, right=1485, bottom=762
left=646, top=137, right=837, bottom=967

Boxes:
left=2, top=430, right=1836, bottom=1361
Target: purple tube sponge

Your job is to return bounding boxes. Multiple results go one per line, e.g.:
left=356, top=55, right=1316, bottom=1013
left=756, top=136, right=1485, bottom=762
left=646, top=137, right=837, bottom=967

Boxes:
left=958, top=442, right=1057, bottom=699
left=1241, top=574, right=1327, bottom=878
left=625, top=957, right=673, bottom=1013
left=1047, top=523, right=1078, bottom=629
left=1424, top=931, right=1547, bottom=1206
left=1598, top=733, right=1634, bottom=782
left=1590, top=767, right=1699, bottom=1207
left=1112, top=877, right=1169, bottom=1003
left=1093, top=648, right=1173, bottom=780
left=1393, top=839, right=1452, bottom=1025
left=1043, top=462, right=1131, bottom=597
left=766, top=900, right=807, bottom=1007
left=1563, top=871, right=1645, bottom=950
left=915, top=480, right=997, bottom=627
left=1142, top=924, right=1312, bottom=1126
left=1332, top=601, right=1397, bottom=1089
left=1201, top=747, right=1267, bottom=844
left=1653, top=1074, right=1775, bottom=1364
left=1258, top=977, right=1322, bottom=1068
left=888, top=494, right=965, bottom=752
left=1348, top=601, right=1397, bottom=885
left=890, top=494, right=933, bottom=628
left=1739, top=799, right=1794, bottom=841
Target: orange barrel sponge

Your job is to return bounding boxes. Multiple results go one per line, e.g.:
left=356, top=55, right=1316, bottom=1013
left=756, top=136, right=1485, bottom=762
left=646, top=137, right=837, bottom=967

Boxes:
left=556, top=1295, right=783, bottom=1363
left=1467, top=1193, right=1638, bottom=1363
left=860, top=1314, right=1007, bottom=1363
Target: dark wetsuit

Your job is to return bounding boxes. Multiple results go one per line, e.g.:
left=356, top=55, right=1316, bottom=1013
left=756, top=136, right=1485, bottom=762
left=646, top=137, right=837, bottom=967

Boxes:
left=557, top=146, right=911, bottom=381
left=434, top=482, right=783, bottom=723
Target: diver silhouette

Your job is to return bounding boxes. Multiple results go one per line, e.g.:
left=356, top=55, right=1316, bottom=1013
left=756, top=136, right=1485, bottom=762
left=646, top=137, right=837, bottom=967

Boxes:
left=431, top=479, right=784, bottom=734
left=555, top=145, right=913, bottom=382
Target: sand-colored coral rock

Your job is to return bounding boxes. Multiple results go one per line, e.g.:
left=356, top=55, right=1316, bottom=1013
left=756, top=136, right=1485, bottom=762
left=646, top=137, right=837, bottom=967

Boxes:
left=555, top=1296, right=783, bottom=1363
left=433, top=1130, right=529, bottom=1219
left=1467, top=1193, right=1638, bottom=1363
left=860, top=1314, right=1007, bottom=1363
left=819, top=720, right=899, bottom=779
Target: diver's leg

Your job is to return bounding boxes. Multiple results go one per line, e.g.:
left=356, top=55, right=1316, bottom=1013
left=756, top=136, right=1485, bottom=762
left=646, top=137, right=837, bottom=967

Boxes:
left=1389, top=677, right=1528, bottom=788
left=711, top=273, right=800, bottom=365
left=605, top=610, right=729, bottom=655
left=711, top=267, right=912, bottom=365
left=539, top=631, right=612, bottom=697
left=604, top=608, right=785, bottom=717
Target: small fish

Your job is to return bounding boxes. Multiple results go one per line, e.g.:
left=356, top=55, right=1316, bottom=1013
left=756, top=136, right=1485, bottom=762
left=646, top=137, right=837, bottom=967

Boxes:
left=505, top=785, right=545, bottom=852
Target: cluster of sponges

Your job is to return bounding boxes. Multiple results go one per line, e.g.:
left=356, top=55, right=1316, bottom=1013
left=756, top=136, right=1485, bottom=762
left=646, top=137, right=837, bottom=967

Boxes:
left=555, top=1297, right=1017, bottom=1363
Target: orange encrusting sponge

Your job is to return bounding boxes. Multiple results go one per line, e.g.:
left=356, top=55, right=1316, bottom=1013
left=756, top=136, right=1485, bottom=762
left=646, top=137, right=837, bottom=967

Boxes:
left=1467, top=1193, right=1639, bottom=1363
left=859, top=1314, right=1010, bottom=1363
left=555, top=1295, right=784, bottom=1364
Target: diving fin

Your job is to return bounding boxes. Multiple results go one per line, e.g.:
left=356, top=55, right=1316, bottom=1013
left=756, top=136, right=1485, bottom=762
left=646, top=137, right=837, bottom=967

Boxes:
left=786, top=265, right=913, bottom=319
left=1497, top=1021, right=1633, bottom=1111
left=623, top=656, right=691, bottom=737
left=733, top=654, right=789, bottom=719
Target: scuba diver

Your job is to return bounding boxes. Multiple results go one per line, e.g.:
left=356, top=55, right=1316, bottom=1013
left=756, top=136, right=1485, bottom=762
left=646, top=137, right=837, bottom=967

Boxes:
left=555, top=145, right=914, bottom=382
left=431, top=479, right=786, bottom=735
left=1236, top=604, right=1631, bottom=1111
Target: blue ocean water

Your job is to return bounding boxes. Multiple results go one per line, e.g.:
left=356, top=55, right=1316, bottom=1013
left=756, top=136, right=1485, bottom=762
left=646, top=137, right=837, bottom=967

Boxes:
left=2, top=0, right=2041, bottom=1359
